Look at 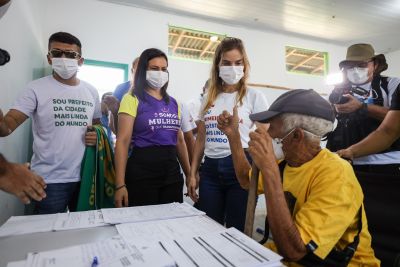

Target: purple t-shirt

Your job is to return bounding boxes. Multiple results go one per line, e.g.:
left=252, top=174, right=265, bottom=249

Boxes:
left=119, top=93, right=181, bottom=148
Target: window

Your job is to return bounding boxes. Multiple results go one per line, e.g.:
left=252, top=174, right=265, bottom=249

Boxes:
left=77, top=59, right=129, bottom=97
left=285, top=46, right=328, bottom=76
left=168, top=25, right=226, bottom=62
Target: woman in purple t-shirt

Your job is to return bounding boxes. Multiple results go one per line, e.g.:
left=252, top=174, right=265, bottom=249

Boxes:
left=114, top=48, right=190, bottom=207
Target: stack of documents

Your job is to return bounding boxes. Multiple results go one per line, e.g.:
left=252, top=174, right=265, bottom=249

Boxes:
left=101, top=202, right=205, bottom=224
left=0, top=202, right=203, bottom=237
left=0, top=210, right=108, bottom=237
left=9, top=228, right=282, bottom=267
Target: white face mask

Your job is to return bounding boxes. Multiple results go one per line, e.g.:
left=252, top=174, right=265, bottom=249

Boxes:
left=219, top=66, right=244, bottom=85
left=51, top=58, right=79, bottom=79
left=0, top=1, right=11, bottom=20
left=272, top=138, right=285, bottom=161
left=146, top=70, right=168, bottom=90
left=346, top=67, right=369, bottom=85
left=271, top=128, right=296, bottom=161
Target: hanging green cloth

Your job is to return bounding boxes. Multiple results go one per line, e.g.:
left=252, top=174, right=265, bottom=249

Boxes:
left=77, top=125, right=115, bottom=211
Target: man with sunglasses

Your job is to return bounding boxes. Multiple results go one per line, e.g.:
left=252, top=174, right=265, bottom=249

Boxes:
left=326, top=44, right=400, bottom=265
left=0, top=32, right=101, bottom=214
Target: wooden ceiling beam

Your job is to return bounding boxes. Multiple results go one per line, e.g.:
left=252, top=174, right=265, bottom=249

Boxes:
left=200, top=40, right=213, bottom=57
left=173, top=30, right=186, bottom=54
left=285, top=48, right=297, bottom=58
left=291, top=52, right=320, bottom=71
left=310, top=63, right=325, bottom=74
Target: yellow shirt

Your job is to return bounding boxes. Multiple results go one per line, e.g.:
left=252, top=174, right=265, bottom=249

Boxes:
left=258, top=149, right=379, bottom=267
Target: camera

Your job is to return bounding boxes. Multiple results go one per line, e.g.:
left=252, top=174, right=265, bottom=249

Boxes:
left=329, top=84, right=369, bottom=104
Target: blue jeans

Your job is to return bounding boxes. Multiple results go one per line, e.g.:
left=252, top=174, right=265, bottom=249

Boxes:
left=198, top=155, right=249, bottom=231
left=34, top=182, right=80, bottom=214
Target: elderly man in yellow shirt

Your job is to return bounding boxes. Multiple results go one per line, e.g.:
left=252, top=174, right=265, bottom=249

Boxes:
left=217, top=89, right=379, bottom=267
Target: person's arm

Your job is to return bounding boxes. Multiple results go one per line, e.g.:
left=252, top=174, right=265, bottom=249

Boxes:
left=103, top=95, right=120, bottom=134
left=114, top=113, right=134, bottom=207
left=187, top=122, right=205, bottom=202
left=217, top=107, right=251, bottom=189
left=0, top=109, right=28, bottom=137
left=176, top=129, right=190, bottom=178
left=0, top=154, right=47, bottom=204
left=338, top=110, right=400, bottom=159
left=334, top=94, right=388, bottom=121
left=183, top=130, right=195, bottom=163
left=248, top=126, right=306, bottom=261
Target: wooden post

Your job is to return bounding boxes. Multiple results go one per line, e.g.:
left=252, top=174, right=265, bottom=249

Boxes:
left=244, top=163, right=260, bottom=237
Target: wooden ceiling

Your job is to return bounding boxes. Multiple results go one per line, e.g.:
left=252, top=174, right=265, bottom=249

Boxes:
left=285, top=46, right=326, bottom=75
left=168, top=26, right=225, bottom=61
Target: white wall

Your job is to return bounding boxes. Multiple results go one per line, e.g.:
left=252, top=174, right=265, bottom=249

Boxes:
left=383, top=49, right=400, bottom=78
left=0, top=0, right=46, bottom=224
left=38, top=0, right=347, bottom=104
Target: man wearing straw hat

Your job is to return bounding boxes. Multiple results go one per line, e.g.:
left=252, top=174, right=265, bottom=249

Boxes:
left=217, top=89, right=379, bottom=266
left=326, top=43, right=400, bottom=266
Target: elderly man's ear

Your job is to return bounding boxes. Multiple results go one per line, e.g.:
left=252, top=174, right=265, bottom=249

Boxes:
left=292, top=128, right=305, bottom=142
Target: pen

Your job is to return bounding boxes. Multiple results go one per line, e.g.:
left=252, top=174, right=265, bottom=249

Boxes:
left=91, top=256, right=98, bottom=267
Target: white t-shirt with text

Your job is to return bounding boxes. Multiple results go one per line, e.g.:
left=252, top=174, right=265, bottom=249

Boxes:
left=199, top=88, right=268, bottom=158
left=12, top=75, right=101, bottom=184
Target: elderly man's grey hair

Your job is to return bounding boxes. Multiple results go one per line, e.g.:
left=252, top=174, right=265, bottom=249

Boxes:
left=279, top=113, right=334, bottom=142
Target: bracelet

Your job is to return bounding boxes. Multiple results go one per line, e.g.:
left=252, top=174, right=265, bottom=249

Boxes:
left=115, top=184, right=126, bottom=191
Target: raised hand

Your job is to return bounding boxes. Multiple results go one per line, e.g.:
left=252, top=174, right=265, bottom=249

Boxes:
left=217, top=106, right=239, bottom=137
left=248, top=123, right=275, bottom=170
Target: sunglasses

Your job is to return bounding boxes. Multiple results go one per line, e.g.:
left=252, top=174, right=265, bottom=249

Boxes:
left=48, top=49, right=81, bottom=59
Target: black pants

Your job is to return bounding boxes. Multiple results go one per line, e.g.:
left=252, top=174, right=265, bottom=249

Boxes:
left=125, top=146, right=184, bottom=206
left=353, top=164, right=400, bottom=267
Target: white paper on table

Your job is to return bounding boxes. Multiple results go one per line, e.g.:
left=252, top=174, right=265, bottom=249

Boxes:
left=158, top=227, right=283, bottom=267
left=117, top=215, right=224, bottom=245
left=5, top=260, right=26, bottom=267
left=23, top=235, right=132, bottom=267
left=98, top=245, right=176, bottom=267
left=101, top=202, right=205, bottom=224
left=0, top=214, right=57, bottom=237
left=53, top=210, right=108, bottom=231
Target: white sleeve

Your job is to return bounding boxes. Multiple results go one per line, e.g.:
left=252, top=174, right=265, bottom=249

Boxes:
left=12, top=87, right=37, bottom=117
left=89, top=86, right=102, bottom=120
left=251, top=89, right=269, bottom=113
left=180, top=103, right=196, bottom=133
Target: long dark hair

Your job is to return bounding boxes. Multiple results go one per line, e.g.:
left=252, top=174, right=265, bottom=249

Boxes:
left=131, top=48, right=170, bottom=103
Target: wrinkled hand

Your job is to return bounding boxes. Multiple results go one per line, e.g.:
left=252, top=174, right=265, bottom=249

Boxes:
left=248, top=124, right=275, bottom=170
left=103, top=95, right=120, bottom=115
left=114, top=187, right=129, bottom=208
left=334, top=94, right=363, bottom=113
left=217, top=106, right=239, bottom=138
left=336, top=148, right=354, bottom=161
left=187, top=175, right=199, bottom=203
left=85, top=126, right=97, bottom=146
left=0, top=162, right=46, bottom=204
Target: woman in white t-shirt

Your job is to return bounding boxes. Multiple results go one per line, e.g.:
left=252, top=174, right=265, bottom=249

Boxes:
left=187, top=37, right=268, bottom=231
